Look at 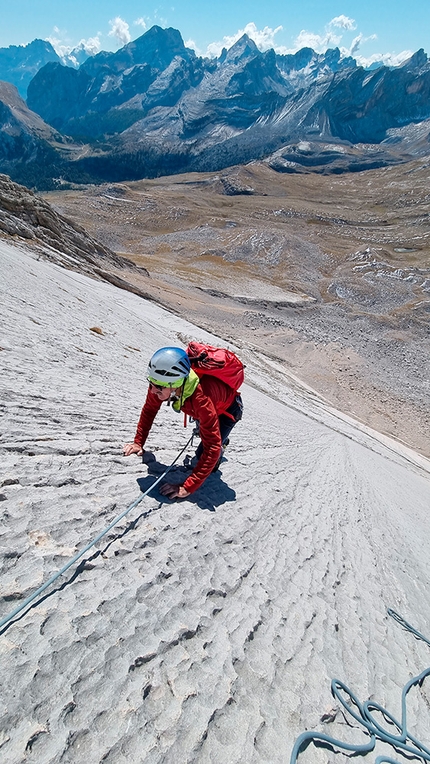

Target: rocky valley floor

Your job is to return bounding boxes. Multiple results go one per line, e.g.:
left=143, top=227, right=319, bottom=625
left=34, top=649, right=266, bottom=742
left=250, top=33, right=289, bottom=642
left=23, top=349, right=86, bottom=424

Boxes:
left=43, top=160, right=430, bottom=457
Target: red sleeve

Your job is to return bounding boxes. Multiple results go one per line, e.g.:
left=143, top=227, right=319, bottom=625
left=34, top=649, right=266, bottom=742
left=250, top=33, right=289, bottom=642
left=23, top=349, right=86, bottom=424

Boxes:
left=134, top=387, right=163, bottom=448
left=182, top=387, right=222, bottom=494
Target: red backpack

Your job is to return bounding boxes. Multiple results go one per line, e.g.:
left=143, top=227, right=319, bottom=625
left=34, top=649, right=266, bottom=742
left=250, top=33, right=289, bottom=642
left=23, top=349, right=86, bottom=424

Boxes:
left=186, top=342, right=245, bottom=392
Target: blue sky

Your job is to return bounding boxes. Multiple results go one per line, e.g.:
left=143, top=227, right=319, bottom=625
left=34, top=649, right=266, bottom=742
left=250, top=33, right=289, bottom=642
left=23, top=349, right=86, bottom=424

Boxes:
left=0, top=0, right=428, bottom=66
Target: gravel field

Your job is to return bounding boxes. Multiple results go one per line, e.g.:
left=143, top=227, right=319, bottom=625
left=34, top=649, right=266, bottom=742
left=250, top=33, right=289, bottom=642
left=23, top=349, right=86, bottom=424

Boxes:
left=38, top=161, right=430, bottom=457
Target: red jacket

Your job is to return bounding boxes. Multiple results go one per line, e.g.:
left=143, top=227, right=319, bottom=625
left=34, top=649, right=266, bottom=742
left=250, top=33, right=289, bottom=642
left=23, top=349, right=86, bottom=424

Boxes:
left=134, top=376, right=236, bottom=493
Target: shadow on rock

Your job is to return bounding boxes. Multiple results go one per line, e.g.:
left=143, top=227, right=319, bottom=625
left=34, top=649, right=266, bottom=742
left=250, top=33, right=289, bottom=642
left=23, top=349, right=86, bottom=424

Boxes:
left=137, top=457, right=236, bottom=512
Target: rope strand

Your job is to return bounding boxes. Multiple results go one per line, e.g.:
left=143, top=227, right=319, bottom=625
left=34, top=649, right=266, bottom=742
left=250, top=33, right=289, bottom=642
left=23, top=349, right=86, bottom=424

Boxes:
left=0, top=436, right=193, bottom=631
left=290, top=609, right=430, bottom=763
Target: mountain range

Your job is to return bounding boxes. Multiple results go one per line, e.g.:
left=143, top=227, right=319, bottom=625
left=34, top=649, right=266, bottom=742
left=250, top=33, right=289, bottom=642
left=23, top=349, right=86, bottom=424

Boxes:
left=0, top=38, right=91, bottom=98
left=1, top=25, right=430, bottom=188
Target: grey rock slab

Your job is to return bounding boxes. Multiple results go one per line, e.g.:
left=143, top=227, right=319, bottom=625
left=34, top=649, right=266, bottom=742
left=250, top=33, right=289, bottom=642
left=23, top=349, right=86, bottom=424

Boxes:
left=1, top=240, right=430, bottom=763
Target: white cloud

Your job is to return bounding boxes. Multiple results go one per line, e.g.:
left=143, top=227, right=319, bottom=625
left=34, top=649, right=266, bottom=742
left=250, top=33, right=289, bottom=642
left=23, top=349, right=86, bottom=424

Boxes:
left=355, top=49, right=413, bottom=68
left=205, top=40, right=224, bottom=58
left=287, top=23, right=411, bottom=67
left=46, top=32, right=101, bottom=64
left=289, top=28, right=342, bottom=54
left=339, top=33, right=378, bottom=59
left=283, top=18, right=382, bottom=61
left=46, top=35, right=72, bottom=59
left=329, top=15, right=356, bottom=31
left=349, top=34, right=363, bottom=57
left=185, top=38, right=200, bottom=55
left=74, top=36, right=102, bottom=56
left=46, top=35, right=67, bottom=57
left=46, top=26, right=71, bottom=57
left=205, top=22, right=285, bottom=58
left=108, top=16, right=131, bottom=46
left=134, top=17, right=147, bottom=30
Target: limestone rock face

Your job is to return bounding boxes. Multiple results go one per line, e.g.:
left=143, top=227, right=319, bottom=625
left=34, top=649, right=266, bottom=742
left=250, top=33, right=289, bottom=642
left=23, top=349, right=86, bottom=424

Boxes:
left=26, top=63, right=96, bottom=131
left=0, top=82, right=68, bottom=188
left=0, top=173, right=150, bottom=288
left=1, top=238, right=430, bottom=764
left=27, top=26, right=201, bottom=136
left=308, top=53, right=430, bottom=144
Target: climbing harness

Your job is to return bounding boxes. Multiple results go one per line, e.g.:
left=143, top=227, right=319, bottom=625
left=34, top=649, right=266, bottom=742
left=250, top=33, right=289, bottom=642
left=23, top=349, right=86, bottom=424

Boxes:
left=0, top=436, right=193, bottom=631
left=290, top=609, right=430, bottom=763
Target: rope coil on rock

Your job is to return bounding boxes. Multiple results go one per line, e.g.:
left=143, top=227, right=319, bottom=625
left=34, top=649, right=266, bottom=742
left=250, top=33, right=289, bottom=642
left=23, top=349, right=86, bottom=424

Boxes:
left=0, top=436, right=193, bottom=631
left=290, top=609, right=430, bottom=763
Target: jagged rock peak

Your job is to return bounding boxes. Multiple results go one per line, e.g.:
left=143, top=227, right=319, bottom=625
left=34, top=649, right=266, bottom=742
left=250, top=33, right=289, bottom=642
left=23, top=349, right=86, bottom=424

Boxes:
left=278, top=47, right=316, bottom=71
left=131, top=25, right=188, bottom=53
left=224, top=34, right=259, bottom=63
left=400, top=48, right=428, bottom=71
left=0, top=39, right=61, bottom=98
left=96, top=25, right=193, bottom=72
left=323, top=47, right=341, bottom=65
left=0, top=38, right=57, bottom=58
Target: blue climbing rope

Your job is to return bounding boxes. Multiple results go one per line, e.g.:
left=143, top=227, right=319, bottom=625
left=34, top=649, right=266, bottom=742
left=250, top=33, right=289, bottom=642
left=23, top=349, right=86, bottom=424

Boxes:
left=0, top=437, right=193, bottom=631
left=290, top=609, right=430, bottom=763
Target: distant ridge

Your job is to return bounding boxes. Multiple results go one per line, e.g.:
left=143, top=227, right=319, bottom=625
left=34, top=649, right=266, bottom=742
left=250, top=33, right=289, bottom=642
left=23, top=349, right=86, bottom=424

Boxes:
left=0, top=26, right=430, bottom=187
left=0, top=38, right=92, bottom=98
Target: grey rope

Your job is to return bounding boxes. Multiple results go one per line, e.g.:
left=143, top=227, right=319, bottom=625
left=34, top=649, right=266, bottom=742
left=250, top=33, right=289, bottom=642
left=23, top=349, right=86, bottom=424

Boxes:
left=0, top=436, right=193, bottom=631
left=290, top=608, right=430, bottom=763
